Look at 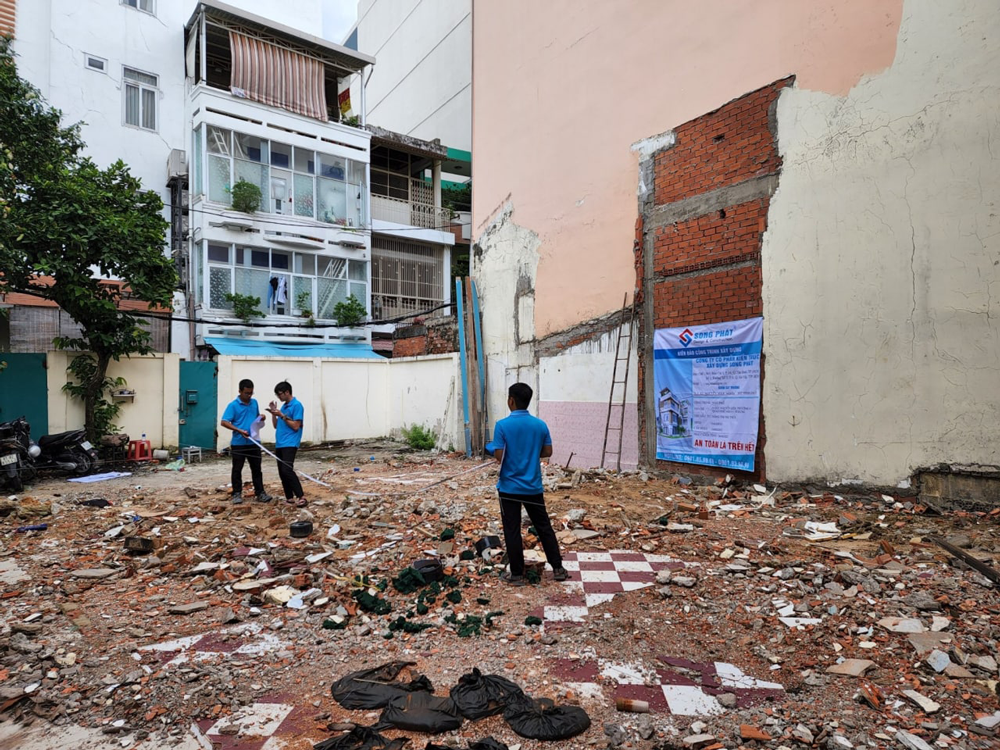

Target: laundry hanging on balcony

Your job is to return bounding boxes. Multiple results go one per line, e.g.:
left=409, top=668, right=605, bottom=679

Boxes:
left=229, top=31, right=328, bottom=121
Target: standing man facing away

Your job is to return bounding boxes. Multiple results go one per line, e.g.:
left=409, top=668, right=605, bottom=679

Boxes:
left=220, top=378, right=272, bottom=504
left=267, top=381, right=306, bottom=507
left=490, top=382, right=568, bottom=585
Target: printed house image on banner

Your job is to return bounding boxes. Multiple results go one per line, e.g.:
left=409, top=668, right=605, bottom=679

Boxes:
left=656, top=387, right=690, bottom=439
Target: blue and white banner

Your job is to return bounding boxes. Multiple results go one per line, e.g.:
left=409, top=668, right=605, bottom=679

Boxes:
left=653, top=317, right=763, bottom=471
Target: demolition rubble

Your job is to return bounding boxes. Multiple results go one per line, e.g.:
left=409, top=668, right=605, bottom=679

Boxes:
left=1, top=445, right=999, bottom=750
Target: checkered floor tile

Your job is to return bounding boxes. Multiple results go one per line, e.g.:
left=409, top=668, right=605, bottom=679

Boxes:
left=549, top=656, right=784, bottom=716
left=140, top=622, right=285, bottom=667
left=193, top=696, right=318, bottom=750
left=533, top=550, right=690, bottom=629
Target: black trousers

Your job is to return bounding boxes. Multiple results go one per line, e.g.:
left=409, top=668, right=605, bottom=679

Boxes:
left=276, top=446, right=304, bottom=499
left=231, top=444, right=264, bottom=496
left=499, top=491, right=563, bottom=576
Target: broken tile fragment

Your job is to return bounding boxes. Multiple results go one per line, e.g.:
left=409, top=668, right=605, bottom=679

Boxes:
left=826, top=659, right=876, bottom=677
left=877, top=616, right=926, bottom=633
left=70, top=568, right=118, bottom=579
left=901, top=689, right=940, bottom=714
left=168, top=601, right=209, bottom=615
left=924, top=649, right=951, bottom=673
left=895, top=731, right=933, bottom=750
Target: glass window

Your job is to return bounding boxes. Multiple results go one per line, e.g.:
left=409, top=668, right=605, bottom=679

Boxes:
left=316, top=277, right=348, bottom=320
left=271, top=142, right=292, bottom=169
left=123, top=67, right=157, bottom=131
left=292, top=276, right=312, bottom=313
left=348, top=260, right=367, bottom=281
left=319, top=154, right=346, bottom=181
left=122, top=0, right=154, bottom=13
left=207, top=126, right=230, bottom=155
left=270, top=169, right=291, bottom=214
left=208, top=154, right=230, bottom=203
left=234, top=133, right=267, bottom=163
left=293, top=174, right=315, bottom=218
left=207, top=244, right=229, bottom=262
left=294, top=253, right=316, bottom=275
left=294, top=147, right=314, bottom=174
left=250, top=250, right=269, bottom=268
left=317, top=178, right=347, bottom=225
left=348, top=160, right=366, bottom=186
left=234, top=268, right=269, bottom=308
left=271, top=251, right=290, bottom=270
left=209, top=266, right=232, bottom=309
left=192, top=127, right=203, bottom=197
left=235, top=159, right=267, bottom=205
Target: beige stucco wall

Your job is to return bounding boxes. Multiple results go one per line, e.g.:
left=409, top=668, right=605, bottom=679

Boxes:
left=47, top=352, right=180, bottom=448
left=762, top=0, right=1000, bottom=484
left=472, top=0, right=903, bottom=337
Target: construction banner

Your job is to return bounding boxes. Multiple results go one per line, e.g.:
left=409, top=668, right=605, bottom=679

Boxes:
left=652, top=316, right=763, bottom=471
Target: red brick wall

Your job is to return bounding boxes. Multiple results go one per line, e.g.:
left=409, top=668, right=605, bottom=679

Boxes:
left=641, top=78, right=793, bottom=481
left=652, top=198, right=769, bottom=277
left=653, top=78, right=792, bottom=206
left=393, top=335, right=428, bottom=358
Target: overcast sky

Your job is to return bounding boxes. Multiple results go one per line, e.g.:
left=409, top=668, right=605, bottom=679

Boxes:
left=322, top=0, right=358, bottom=43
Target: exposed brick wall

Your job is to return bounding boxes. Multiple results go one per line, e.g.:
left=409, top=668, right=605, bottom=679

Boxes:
left=393, top=334, right=428, bottom=358
left=639, top=77, right=793, bottom=481
left=653, top=78, right=792, bottom=206
left=652, top=265, right=763, bottom=329
left=653, top=198, right=769, bottom=276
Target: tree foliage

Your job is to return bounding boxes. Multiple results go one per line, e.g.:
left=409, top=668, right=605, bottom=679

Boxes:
left=0, top=36, right=176, bottom=441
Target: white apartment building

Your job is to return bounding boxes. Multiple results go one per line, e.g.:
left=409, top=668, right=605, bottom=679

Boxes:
left=10, top=0, right=388, bottom=360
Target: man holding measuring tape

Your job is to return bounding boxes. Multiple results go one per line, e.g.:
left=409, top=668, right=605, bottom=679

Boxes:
left=220, top=378, right=273, bottom=504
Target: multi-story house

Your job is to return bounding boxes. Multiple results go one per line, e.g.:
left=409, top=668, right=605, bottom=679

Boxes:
left=9, top=0, right=379, bottom=361
left=181, top=1, right=377, bottom=358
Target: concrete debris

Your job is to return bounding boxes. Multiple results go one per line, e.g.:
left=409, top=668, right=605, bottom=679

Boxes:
left=0, top=450, right=997, bottom=749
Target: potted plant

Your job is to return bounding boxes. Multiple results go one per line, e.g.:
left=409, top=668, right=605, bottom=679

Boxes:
left=333, top=294, right=367, bottom=327
left=296, top=290, right=313, bottom=320
left=229, top=179, right=262, bottom=214
left=224, top=292, right=264, bottom=324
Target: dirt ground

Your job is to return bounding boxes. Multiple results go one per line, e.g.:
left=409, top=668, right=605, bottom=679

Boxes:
left=1, top=443, right=999, bottom=750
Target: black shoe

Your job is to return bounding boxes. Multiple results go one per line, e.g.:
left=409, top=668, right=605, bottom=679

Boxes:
left=231, top=494, right=243, bottom=505
left=553, top=567, right=569, bottom=582
left=501, top=571, right=526, bottom=587
left=255, top=492, right=273, bottom=503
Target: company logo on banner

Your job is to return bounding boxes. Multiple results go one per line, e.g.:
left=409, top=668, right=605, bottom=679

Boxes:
left=652, top=317, right=763, bottom=472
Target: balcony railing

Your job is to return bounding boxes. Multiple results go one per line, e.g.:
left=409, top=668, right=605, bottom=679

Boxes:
left=371, top=194, right=452, bottom=230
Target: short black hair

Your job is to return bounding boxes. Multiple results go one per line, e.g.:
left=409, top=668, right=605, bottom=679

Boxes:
left=239, top=379, right=254, bottom=391
left=508, top=382, right=533, bottom=410
left=275, top=381, right=292, bottom=395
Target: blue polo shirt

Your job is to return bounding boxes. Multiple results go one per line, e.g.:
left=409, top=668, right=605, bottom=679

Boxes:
left=492, top=410, right=552, bottom=495
left=222, top=397, right=259, bottom=446
left=275, top=397, right=304, bottom=448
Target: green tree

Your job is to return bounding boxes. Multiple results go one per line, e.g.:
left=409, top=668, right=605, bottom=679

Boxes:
left=0, top=37, right=176, bottom=441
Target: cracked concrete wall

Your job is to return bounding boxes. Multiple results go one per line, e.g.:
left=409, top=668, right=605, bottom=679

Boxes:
left=474, top=204, right=543, bottom=429
left=762, top=0, right=1000, bottom=484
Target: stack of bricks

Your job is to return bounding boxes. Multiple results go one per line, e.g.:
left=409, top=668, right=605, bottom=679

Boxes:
left=638, top=76, right=794, bottom=479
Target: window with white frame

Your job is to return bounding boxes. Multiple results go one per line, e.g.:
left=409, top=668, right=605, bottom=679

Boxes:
left=84, top=54, right=107, bottom=73
left=203, top=242, right=367, bottom=321
left=121, top=0, right=154, bottom=14
left=202, top=124, right=366, bottom=227
left=123, top=68, right=157, bottom=131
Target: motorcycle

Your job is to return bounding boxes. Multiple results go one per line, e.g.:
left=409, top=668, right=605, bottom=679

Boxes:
left=0, top=417, right=98, bottom=492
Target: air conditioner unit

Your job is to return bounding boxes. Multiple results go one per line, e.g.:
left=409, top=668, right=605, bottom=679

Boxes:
left=167, top=149, right=187, bottom=179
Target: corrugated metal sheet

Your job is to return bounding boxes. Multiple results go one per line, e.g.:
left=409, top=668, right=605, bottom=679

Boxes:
left=0, top=0, right=15, bottom=35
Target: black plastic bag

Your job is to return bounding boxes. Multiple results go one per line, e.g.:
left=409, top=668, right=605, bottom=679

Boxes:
left=469, top=739, right=509, bottom=750
left=449, top=668, right=524, bottom=719
left=314, top=725, right=410, bottom=750
left=332, top=661, right=435, bottom=710
left=379, top=691, right=463, bottom=733
left=503, top=696, right=591, bottom=740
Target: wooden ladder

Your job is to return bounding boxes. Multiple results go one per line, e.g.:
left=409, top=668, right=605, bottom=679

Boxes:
left=601, top=294, right=636, bottom=471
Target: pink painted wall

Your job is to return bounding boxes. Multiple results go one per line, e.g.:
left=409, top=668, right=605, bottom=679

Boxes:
left=472, top=0, right=902, bottom=337
left=540, top=401, right=639, bottom=471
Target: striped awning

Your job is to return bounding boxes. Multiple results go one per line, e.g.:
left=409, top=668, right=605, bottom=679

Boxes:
left=229, top=30, right=328, bottom=121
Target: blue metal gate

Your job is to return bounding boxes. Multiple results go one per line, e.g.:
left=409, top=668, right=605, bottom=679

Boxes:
left=179, top=361, right=218, bottom=450
left=0, top=353, right=49, bottom=436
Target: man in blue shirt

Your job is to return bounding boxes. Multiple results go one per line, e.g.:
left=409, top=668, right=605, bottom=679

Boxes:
left=220, top=379, right=272, bottom=504
left=267, top=381, right=306, bottom=507
left=490, top=383, right=568, bottom=586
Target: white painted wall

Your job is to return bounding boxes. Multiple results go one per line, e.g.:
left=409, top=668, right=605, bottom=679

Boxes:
left=762, top=0, right=1000, bottom=484
left=350, top=0, right=471, bottom=151
left=46, top=351, right=181, bottom=448
left=215, top=353, right=461, bottom=450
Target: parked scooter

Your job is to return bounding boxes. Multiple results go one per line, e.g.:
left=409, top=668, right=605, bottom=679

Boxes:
left=0, top=417, right=36, bottom=492
left=0, top=417, right=98, bottom=491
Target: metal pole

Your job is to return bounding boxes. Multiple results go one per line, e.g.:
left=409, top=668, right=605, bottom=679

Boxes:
left=471, top=279, right=488, bottom=442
